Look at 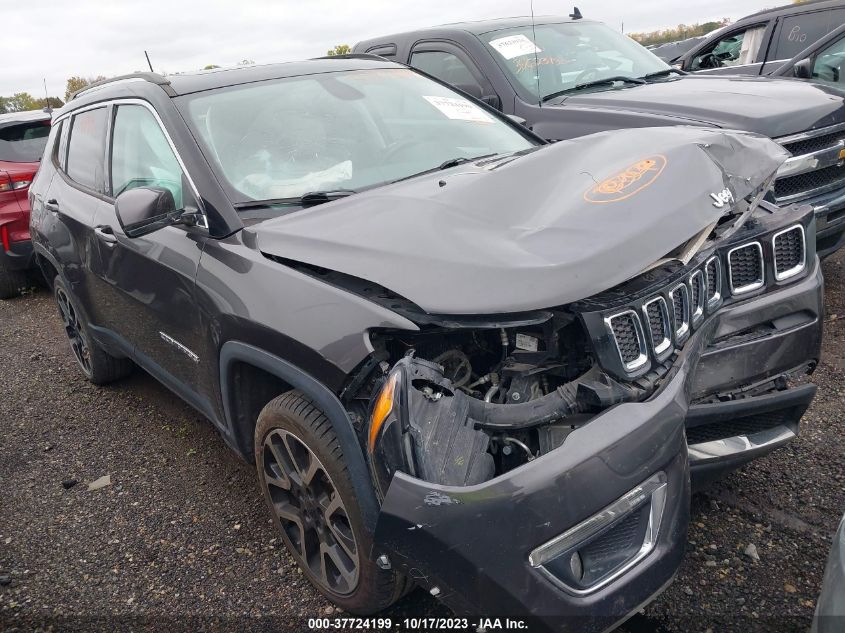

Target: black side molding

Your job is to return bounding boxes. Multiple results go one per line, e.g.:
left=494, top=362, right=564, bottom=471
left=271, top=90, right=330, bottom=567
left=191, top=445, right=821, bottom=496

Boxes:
left=219, top=341, right=379, bottom=531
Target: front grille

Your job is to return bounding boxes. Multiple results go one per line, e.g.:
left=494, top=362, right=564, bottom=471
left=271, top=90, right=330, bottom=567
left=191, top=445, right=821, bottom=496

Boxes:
left=782, top=130, right=845, bottom=157
left=774, top=163, right=845, bottom=200
left=773, top=225, right=805, bottom=280
left=608, top=312, right=645, bottom=368
left=686, top=411, right=789, bottom=444
left=728, top=243, right=764, bottom=294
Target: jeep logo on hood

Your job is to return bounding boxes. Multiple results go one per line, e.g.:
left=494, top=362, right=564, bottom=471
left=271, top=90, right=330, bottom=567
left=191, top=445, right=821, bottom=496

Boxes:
left=584, top=155, right=667, bottom=204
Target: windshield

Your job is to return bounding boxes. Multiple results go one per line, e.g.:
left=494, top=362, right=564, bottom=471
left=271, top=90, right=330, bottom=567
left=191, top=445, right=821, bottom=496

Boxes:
left=480, top=22, right=670, bottom=101
left=178, top=68, right=536, bottom=206
left=0, top=120, right=51, bottom=163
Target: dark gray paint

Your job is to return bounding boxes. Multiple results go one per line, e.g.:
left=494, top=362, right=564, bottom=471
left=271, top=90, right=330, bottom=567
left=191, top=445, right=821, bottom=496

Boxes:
left=255, top=127, right=788, bottom=314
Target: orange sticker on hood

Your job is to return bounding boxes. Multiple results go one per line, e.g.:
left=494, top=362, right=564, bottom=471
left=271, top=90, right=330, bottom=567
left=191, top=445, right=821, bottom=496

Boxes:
left=584, top=155, right=667, bottom=204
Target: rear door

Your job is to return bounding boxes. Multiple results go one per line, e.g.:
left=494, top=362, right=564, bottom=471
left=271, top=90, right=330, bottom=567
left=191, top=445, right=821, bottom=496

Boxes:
left=43, top=106, right=114, bottom=315
left=88, top=101, right=210, bottom=413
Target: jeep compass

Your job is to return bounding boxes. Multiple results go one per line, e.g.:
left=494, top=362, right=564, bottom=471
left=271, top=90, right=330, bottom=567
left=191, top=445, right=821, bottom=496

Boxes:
left=28, top=59, right=823, bottom=630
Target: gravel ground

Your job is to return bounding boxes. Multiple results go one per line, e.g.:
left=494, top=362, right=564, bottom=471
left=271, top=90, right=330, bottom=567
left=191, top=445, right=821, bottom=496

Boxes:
left=1, top=251, right=843, bottom=633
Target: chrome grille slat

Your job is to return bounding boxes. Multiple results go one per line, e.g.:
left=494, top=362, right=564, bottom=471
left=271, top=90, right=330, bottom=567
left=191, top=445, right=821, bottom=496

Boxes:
left=642, top=297, right=671, bottom=358
left=705, top=256, right=722, bottom=308
left=727, top=243, right=764, bottom=295
left=773, top=225, right=806, bottom=281
left=775, top=124, right=845, bottom=203
left=605, top=311, right=648, bottom=372
left=689, top=270, right=705, bottom=327
left=669, top=283, right=690, bottom=344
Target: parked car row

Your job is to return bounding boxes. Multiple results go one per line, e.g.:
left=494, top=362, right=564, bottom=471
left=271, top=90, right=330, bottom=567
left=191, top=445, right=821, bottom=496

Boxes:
left=5, top=5, right=845, bottom=632
left=354, top=10, right=845, bottom=258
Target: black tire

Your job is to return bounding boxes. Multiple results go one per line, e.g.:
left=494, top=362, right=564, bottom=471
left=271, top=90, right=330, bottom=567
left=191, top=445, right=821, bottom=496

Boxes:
left=255, top=390, right=408, bottom=614
left=53, top=275, right=133, bottom=385
left=0, top=265, right=29, bottom=300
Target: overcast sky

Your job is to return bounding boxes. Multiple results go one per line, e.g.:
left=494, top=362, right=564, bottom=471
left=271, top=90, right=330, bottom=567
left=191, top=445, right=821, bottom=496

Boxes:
left=3, top=0, right=773, bottom=98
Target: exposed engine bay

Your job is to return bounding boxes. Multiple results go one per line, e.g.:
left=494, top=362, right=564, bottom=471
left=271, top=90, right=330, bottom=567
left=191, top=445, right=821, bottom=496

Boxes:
left=354, top=316, right=655, bottom=496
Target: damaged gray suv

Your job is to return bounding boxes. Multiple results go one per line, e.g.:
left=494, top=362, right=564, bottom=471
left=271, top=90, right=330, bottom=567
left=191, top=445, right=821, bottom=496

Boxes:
left=29, top=58, right=823, bottom=630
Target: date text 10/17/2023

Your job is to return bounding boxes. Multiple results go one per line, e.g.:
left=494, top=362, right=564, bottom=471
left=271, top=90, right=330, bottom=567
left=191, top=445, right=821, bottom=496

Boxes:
left=307, top=617, right=529, bottom=630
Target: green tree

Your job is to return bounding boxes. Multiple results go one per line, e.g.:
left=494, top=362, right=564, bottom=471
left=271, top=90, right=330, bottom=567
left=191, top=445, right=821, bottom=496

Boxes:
left=238, top=59, right=255, bottom=65
left=629, top=19, right=730, bottom=47
left=1, top=93, right=38, bottom=112
left=202, top=64, right=221, bottom=70
left=65, top=75, right=107, bottom=101
left=326, top=44, right=351, bottom=56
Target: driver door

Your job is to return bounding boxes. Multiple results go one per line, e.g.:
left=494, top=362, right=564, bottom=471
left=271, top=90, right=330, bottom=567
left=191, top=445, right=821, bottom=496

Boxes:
left=687, top=24, right=770, bottom=75
left=89, top=102, right=209, bottom=409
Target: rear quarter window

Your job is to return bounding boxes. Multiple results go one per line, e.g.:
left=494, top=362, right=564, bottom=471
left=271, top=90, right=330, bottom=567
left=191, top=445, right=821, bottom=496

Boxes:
left=0, top=120, right=51, bottom=163
left=773, top=9, right=845, bottom=60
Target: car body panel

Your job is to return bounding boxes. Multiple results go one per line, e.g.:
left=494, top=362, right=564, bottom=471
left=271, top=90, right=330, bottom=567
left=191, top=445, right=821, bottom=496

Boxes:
left=814, top=513, right=845, bottom=632
left=255, top=126, right=788, bottom=315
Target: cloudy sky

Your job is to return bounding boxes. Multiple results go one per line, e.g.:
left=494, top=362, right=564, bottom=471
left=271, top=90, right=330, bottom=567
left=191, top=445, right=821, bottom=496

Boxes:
left=3, top=0, right=772, bottom=98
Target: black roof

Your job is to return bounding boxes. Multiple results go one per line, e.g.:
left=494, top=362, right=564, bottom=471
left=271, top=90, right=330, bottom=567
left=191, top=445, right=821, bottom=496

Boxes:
left=356, top=15, right=587, bottom=46
left=70, top=56, right=400, bottom=101
left=735, top=0, right=844, bottom=22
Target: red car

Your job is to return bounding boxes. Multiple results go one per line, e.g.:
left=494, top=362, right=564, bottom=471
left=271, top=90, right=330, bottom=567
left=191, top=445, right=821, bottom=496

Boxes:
left=0, top=110, right=51, bottom=299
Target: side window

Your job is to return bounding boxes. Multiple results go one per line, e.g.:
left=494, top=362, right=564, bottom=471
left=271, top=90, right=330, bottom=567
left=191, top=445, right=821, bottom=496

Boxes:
left=66, top=107, right=108, bottom=193
left=774, top=10, right=845, bottom=61
left=690, top=25, right=767, bottom=70
left=812, top=33, right=845, bottom=84
left=110, top=104, right=185, bottom=208
left=56, top=120, right=69, bottom=171
left=410, top=50, right=485, bottom=98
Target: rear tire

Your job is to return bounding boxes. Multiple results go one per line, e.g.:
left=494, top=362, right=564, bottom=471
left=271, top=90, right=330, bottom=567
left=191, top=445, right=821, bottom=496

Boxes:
left=0, top=265, right=29, bottom=300
left=255, top=390, right=408, bottom=614
left=53, top=275, right=133, bottom=385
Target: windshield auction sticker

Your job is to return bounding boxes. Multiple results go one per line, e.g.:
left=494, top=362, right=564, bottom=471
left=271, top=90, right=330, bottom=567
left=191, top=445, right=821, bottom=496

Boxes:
left=423, top=96, right=493, bottom=123
left=488, top=33, right=542, bottom=59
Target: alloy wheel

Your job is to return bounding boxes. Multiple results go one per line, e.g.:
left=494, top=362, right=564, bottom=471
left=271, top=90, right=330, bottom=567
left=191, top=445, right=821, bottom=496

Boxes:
left=261, top=429, right=360, bottom=595
left=56, top=287, right=92, bottom=377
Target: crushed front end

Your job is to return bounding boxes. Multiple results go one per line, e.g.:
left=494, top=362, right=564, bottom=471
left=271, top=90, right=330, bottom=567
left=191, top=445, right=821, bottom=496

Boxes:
left=348, top=203, right=821, bottom=630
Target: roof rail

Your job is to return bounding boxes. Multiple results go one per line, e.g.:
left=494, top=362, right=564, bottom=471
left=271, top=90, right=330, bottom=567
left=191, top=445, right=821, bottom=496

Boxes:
left=71, top=72, right=172, bottom=100
left=313, top=53, right=391, bottom=62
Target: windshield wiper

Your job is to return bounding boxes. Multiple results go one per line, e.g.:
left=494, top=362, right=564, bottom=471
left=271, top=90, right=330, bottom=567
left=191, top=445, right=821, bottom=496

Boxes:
left=234, top=189, right=357, bottom=211
left=640, top=68, right=687, bottom=81
left=541, top=76, right=646, bottom=102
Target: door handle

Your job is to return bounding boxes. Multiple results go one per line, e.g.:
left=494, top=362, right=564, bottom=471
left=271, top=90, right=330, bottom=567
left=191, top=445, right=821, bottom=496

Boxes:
left=94, top=226, right=118, bottom=245
left=45, top=199, right=60, bottom=214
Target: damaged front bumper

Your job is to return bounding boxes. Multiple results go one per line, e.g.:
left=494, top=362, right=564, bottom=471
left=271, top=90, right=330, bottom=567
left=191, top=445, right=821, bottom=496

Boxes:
left=373, top=355, right=691, bottom=632
left=370, top=214, right=823, bottom=630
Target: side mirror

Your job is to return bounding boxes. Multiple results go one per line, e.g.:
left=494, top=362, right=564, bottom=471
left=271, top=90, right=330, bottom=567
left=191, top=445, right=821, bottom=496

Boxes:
left=453, top=83, right=483, bottom=100
left=793, top=58, right=813, bottom=79
left=481, top=94, right=502, bottom=111
left=115, top=187, right=195, bottom=238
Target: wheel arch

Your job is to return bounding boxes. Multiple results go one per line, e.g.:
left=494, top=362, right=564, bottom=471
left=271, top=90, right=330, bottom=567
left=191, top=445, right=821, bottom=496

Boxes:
left=219, top=340, right=380, bottom=531
left=32, top=245, right=61, bottom=290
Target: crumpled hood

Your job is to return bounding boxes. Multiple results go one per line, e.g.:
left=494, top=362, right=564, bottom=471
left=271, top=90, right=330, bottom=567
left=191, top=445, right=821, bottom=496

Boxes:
left=253, top=127, right=789, bottom=315
left=561, top=75, right=845, bottom=138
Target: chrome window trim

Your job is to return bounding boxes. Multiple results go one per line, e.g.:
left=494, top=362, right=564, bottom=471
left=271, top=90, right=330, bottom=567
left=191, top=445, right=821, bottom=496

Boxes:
left=641, top=296, right=672, bottom=358
left=727, top=242, right=765, bottom=295
left=688, top=270, right=706, bottom=327
left=604, top=310, right=649, bottom=373
left=528, top=472, right=668, bottom=596
left=54, top=97, right=207, bottom=229
left=772, top=224, right=806, bottom=282
left=705, top=256, right=722, bottom=309
left=669, top=283, right=690, bottom=344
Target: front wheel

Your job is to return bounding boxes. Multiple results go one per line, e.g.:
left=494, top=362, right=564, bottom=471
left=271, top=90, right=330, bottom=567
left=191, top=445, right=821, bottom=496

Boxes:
left=255, top=390, right=408, bottom=614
